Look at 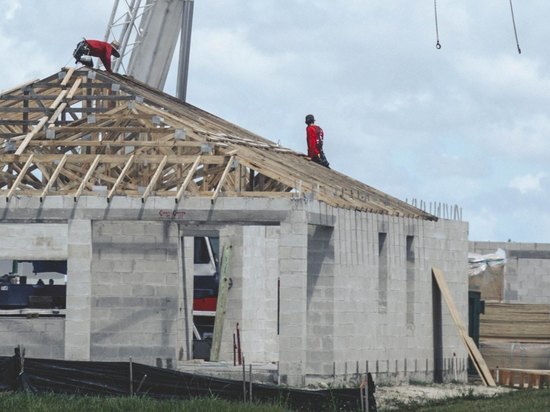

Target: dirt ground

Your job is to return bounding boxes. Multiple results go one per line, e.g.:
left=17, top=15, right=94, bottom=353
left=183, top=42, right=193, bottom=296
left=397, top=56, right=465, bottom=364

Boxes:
left=375, top=383, right=513, bottom=410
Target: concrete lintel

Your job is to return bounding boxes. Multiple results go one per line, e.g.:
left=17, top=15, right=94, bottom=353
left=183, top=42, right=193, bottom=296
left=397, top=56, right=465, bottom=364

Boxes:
left=307, top=212, right=335, bottom=227
left=0, top=196, right=293, bottom=225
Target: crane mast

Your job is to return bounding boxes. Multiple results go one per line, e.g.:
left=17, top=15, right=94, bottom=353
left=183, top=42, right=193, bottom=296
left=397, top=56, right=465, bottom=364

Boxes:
left=104, top=0, right=194, bottom=100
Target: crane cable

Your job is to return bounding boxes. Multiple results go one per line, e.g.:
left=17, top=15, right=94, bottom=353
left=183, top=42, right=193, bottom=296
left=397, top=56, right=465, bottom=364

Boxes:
left=509, top=0, right=521, bottom=54
left=434, top=0, right=441, bottom=49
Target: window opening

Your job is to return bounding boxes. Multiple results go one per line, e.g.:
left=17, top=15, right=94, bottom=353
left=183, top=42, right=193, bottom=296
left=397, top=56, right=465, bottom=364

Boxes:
left=0, top=259, right=67, bottom=310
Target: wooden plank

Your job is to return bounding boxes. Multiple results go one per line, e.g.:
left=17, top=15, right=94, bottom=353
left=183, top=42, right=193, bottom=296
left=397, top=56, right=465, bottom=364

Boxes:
left=6, top=154, right=34, bottom=201
left=0, top=154, right=226, bottom=164
left=48, top=102, right=68, bottom=125
left=141, top=155, right=168, bottom=202
left=174, top=155, right=201, bottom=203
left=480, top=302, right=550, bottom=341
left=40, top=154, right=68, bottom=201
left=209, top=244, right=232, bottom=361
left=107, top=154, right=135, bottom=202
left=48, top=89, right=68, bottom=110
left=14, top=116, right=48, bottom=155
left=60, top=67, right=76, bottom=87
left=66, top=77, right=83, bottom=99
left=211, top=155, right=235, bottom=203
left=432, top=267, right=496, bottom=386
left=74, top=154, right=101, bottom=202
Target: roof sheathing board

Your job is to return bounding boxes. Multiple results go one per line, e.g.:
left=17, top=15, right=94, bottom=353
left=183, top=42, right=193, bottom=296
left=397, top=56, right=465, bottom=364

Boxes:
left=0, top=67, right=435, bottom=220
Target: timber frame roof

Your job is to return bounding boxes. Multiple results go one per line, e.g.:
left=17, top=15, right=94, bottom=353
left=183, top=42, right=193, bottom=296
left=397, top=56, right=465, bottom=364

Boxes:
left=0, top=67, right=435, bottom=220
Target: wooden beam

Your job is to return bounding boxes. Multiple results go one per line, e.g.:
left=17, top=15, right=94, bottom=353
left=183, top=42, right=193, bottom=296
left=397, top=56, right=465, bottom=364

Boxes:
left=107, top=154, right=135, bottom=202
left=48, top=89, right=68, bottom=110
left=211, top=155, right=235, bottom=204
left=174, top=155, right=201, bottom=203
left=6, top=154, right=34, bottom=201
left=74, top=154, right=101, bottom=202
left=66, top=77, right=83, bottom=99
left=209, top=244, right=232, bottom=361
left=48, top=102, right=68, bottom=125
left=141, top=155, right=168, bottom=202
left=0, top=154, right=226, bottom=164
left=14, top=116, right=48, bottom=155
left=432, top=267, right=496, bottom=386
left=60, top=67, right=76, bottom=87
left=40, top=154, right=68, bottom=201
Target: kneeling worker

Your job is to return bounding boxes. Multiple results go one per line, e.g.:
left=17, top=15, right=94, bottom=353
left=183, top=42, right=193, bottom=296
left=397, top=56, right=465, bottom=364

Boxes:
left=305, top=114, right=330, bottom=168
left=73, top=39, right=120, bottom=73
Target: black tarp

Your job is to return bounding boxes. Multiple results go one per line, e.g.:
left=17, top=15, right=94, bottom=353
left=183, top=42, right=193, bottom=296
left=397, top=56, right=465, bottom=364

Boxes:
left=0, top=354, right=376, bottom=411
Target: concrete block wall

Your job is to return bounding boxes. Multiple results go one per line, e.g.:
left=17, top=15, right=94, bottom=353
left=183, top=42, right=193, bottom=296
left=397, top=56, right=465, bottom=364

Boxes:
left=421, top=218, right=469, bottom=381
left=470, top=241, right=550, bottom=303
left=241, top=226, right=279, bottom=362
left=0, top=318, right=65, bottom=358
left=90, top=220, right=179, bottom=367
left=304, top=203, right=469, bottom=384
left=217, top=225, right=280, bottom=364
left=278, top=208, right=308, bottom=386
left=0, top=223, right=67, bottom=260
left=65, top=219, right=93, bottom=360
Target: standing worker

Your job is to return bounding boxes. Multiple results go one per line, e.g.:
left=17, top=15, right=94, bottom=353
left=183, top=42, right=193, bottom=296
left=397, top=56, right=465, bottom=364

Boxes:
left=73, top=39, right=120, bottom=73
left=305, top=114, right=330, bottom=168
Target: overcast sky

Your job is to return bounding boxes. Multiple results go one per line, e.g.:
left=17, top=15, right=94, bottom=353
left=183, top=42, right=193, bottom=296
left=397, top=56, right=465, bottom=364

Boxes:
left=1, top=0, right=549, bottom=243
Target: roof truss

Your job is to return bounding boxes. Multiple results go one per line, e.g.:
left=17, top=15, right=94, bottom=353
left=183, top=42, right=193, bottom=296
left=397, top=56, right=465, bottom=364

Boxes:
left=0, top=68, right=434, bottom=220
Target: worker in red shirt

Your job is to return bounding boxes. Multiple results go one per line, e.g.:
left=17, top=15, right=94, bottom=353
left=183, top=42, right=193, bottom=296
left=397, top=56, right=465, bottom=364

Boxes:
left=73, top=39, right=120, bottom=72
left=305, top=114, right=330, bottom=168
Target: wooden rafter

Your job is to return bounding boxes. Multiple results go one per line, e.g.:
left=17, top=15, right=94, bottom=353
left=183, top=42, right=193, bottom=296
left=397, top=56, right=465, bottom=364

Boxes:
left=6, top=154, right=34, bottom=201
left=40, top=153, right=68, bottom=201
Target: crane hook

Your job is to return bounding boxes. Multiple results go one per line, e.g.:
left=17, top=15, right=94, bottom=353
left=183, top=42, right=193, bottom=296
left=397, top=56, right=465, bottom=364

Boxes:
left=434, top=0, right=441, bottom=50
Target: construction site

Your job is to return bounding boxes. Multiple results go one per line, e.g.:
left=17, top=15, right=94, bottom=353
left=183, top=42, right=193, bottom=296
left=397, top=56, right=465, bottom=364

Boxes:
left=0, top=0, right=548, bottom=407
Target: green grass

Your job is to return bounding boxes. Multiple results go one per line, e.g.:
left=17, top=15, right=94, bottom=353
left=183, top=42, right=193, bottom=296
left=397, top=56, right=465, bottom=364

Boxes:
left=2, top=388, right=549, bottom=412
left=380, top=388, right=550, bottom=412
left=0, top=393, right=291, bottom=412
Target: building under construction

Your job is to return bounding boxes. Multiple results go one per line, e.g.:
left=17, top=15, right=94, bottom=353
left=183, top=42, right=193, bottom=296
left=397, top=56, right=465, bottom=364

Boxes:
left=0, top=67, right=470, bottom=386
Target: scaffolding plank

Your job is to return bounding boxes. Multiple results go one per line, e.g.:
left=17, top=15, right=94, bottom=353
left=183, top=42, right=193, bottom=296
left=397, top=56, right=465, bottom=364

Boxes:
left=432, top=267, right=496, bottom=386
left=210, top=244, right=232, bottom=362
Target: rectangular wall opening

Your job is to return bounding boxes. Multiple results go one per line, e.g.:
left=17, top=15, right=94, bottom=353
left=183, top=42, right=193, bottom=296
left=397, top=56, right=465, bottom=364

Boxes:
left=185, top=235, right=220, bottom=360
left=0, top=259, right=67, bottom=310
left=378, top=232, right=388, bottom=313
left=406, top=235, right=415, bottom=326
left=432, top=273, right=443, bottom=383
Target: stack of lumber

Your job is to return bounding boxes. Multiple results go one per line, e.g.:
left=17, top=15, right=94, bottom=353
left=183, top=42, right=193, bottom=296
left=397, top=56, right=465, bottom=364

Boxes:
left=480, top=303, right=550, bottom=341
left=480, top=303, right=550, bottom=371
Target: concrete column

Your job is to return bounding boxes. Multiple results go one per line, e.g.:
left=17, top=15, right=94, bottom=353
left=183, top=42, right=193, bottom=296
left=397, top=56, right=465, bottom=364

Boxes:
left=278, top=208, right=308, bottom=386
left=64, top=219, right=92, bottom=360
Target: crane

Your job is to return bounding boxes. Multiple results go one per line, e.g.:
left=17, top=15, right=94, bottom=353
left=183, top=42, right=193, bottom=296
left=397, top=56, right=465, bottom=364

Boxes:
left=103, top=0, right=194, bottom=100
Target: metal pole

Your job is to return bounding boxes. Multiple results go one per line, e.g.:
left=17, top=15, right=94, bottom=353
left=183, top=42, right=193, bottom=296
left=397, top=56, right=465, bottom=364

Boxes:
left=249, top=363, right=253, bottom=402
left=233, top=333, right=237, bottom=366
left=177, top=0, right=194, bottom=101
left=104, top=0, right=120, bottom=41
left=242, top=355, right=246, bottom=402
left=236, top=323, right=242, bottom=365
left=113, top=0, right=143, bottom=73
left=129, top=356, right=133, bottom=396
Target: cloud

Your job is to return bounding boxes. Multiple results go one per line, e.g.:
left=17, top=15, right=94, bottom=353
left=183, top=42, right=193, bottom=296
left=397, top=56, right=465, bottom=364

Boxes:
left=509, top=173, right=547, bottom=194
left=2, top=0, right=21, bottom=20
